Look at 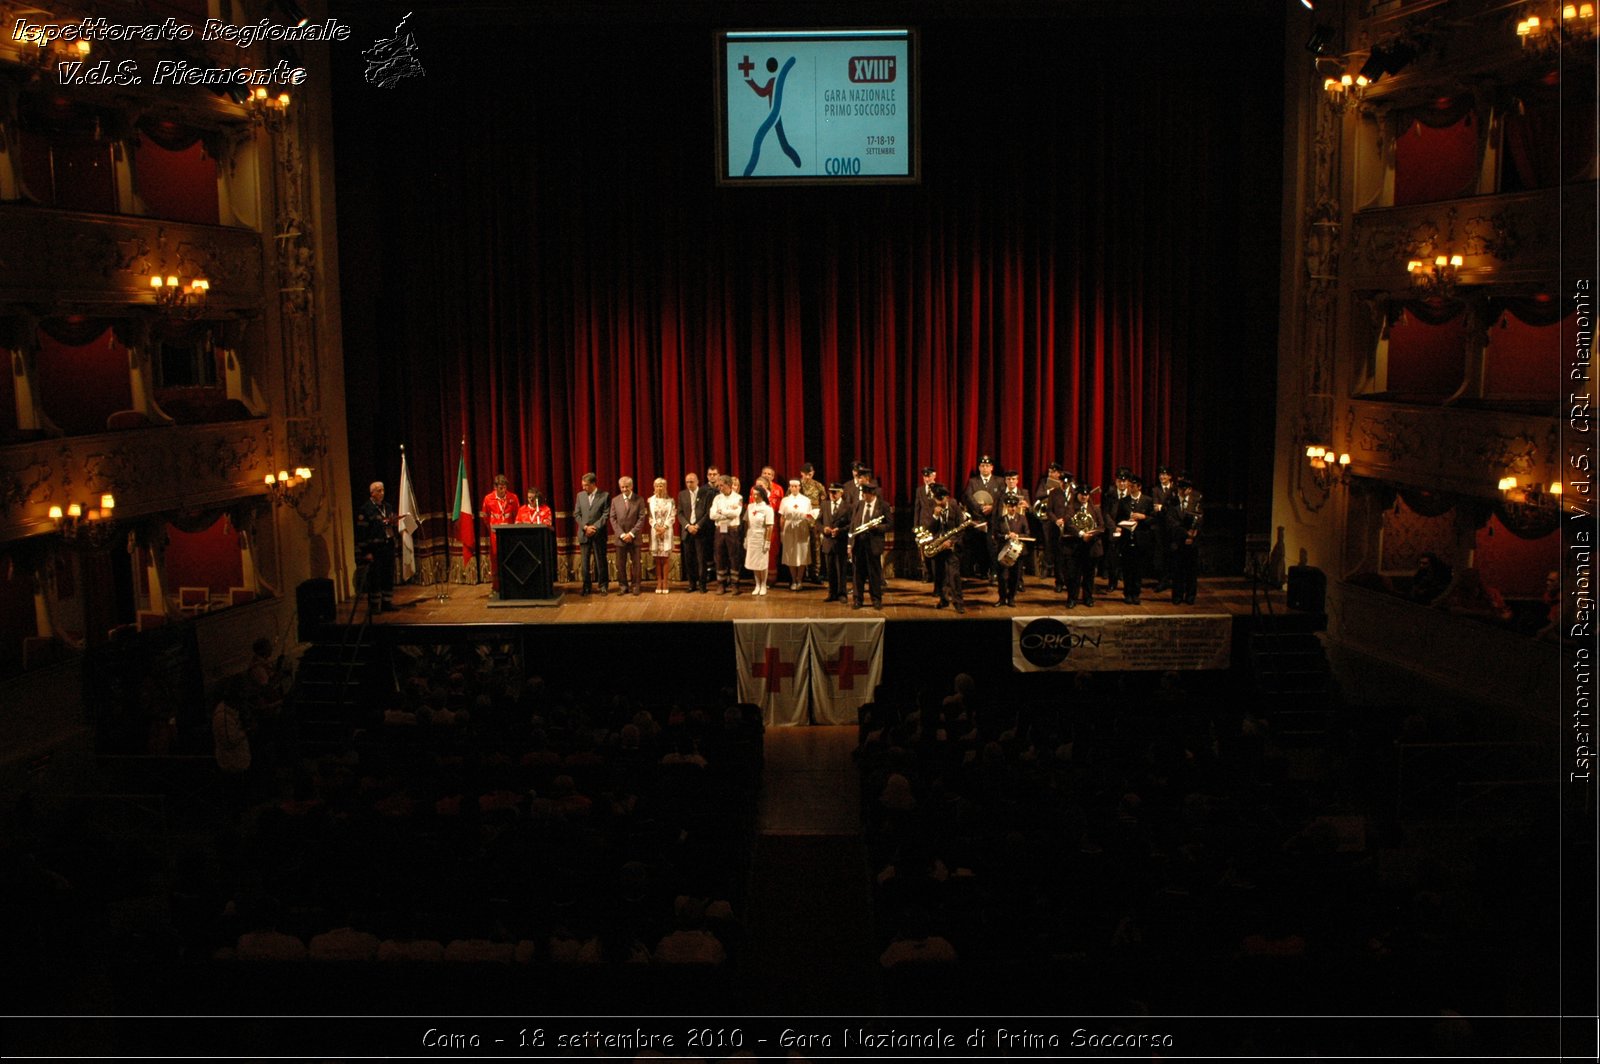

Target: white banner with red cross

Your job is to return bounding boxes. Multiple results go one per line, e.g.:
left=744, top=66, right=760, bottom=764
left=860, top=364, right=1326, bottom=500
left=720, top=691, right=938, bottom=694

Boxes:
left=805, top=619, right=884, bottom=725
left=734, top=620, right=884, bottom=726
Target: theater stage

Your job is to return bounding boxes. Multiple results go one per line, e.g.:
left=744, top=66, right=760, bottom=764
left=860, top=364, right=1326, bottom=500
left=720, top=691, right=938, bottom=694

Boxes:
left=367, top=575, right=1269, bottom=628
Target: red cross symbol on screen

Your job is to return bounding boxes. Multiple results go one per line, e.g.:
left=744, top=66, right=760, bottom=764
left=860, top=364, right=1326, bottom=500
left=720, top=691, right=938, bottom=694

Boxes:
left=751, top=646, right=795, bottom=694
left=824, top=646, right=871, bottom=690
left=737, top=54, right=755, bottom=77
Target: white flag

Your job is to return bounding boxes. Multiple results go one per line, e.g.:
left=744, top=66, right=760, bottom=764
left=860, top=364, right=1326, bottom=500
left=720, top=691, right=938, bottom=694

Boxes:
left=806, top=619, right=884, bottom=725
left=397, top=449, right=420, bottom=580
left=734, top=621, right=812, bottom=727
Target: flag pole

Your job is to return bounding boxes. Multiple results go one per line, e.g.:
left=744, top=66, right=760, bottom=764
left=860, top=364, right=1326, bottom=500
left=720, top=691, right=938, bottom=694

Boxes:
left=466, top=437, right=483, bottom=586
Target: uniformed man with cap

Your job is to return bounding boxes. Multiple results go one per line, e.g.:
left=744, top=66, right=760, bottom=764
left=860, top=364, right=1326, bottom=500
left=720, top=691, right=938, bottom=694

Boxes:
left=850, top=481, right=889, bottom=609
left=926, top=483, right=969, bottom=613
left=964, top=454, right=1001, bottom=582
left=819, top=482, right=851, bottom=602
left=993, top=492, right=1030, bottom=607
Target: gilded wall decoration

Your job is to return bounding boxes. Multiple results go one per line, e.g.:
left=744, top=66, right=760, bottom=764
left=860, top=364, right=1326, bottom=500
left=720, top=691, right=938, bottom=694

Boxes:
left=1346, top=398, right=1560, bottom=494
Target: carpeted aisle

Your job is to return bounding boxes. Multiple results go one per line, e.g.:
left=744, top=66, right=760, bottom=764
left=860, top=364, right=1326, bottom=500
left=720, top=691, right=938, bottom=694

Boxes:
left=741, top=727, right=879, bottom=1015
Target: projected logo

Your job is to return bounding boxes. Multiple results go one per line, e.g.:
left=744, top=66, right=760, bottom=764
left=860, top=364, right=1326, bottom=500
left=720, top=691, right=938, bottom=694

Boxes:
left=1018, top=618, right=1075, bottom=669
left=737, top=53, right=802, bottom=176
left=848, top=56, right=896, bottom=82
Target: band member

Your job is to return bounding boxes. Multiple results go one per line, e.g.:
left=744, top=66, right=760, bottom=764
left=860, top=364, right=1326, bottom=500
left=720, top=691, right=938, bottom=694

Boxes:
left=993, top=492, right=1030, bottom=607
left=573, top=473, right=610, bottom=596
left=678, top=472, right=716, bottom=593
left=819, top=482, right=850, bottom=602
left=1034, top=462, right=1065, bottom=589
left=610, top=476, right=648, bottom=595
left=798, top=462, right=825, bottom=584
left=1001, top=470, right=1032, bottom=584
left=1044, top=475, right=1072, bottom=592
left=1102, top=467, right=1132, bottom=593
left=912, top=466, right=939, bottom=583
left=1063, top=483, right=1104, bottom=608
left=840, top=462, right=869, bottom=515
left=850, top=482, right=888, bottom=609
left=927, top=484, right=969, bottom=613
left=515, top=487, right=552, bottom=525
left=709, top=476, right=744, bottom=594
left=1115, top=474, right=1156, bottom=605
left=1150, top=465, right=1178, bottom=592
left=480, top=474, right=520, bottom=592
left=357, top=480, right=398, bottom=613
left=1169, top=474, right=1204, bottom=605
left=964, top=454, right=1001, bottom=581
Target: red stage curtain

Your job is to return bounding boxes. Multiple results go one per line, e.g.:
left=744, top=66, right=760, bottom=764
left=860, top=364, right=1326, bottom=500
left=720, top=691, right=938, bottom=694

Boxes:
left=336, top=12, right=1282, bottom=521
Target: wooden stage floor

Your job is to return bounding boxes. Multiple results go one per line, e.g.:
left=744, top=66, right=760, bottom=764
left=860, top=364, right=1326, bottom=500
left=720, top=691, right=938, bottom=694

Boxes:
left=368, top=575, right=1271, bottom=627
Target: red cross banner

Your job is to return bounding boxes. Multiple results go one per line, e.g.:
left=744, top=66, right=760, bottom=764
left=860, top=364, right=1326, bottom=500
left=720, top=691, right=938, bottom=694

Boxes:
left=734, top=621, right=813, bottom=727
left=806, top=619, right=885, bottom=725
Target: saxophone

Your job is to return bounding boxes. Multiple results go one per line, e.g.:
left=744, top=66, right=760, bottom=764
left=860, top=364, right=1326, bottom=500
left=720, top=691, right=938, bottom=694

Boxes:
left=919, top=516, right=982, bottom=557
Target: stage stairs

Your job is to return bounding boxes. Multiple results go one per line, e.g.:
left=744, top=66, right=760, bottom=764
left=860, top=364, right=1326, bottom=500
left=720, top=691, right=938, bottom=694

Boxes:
left=292, top=623, right=389, bottom=746
left=1248, top=629, right=1337, bottom=741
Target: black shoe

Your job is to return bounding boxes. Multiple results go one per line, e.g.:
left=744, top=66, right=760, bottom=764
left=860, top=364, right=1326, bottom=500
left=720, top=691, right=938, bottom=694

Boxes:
left=1184, top=596, right=1196, bottom=605
left=1106, top=582, right=1118, bottom=593
left=1172, top=596, right=1183, bottom=605
left=1083, top=597, right=1094, bottom=607
left=581, top=587, right=591, bottom=597
left=1066, top=600, right=1076, bottom=608
left=1130, top=597, right=1141, bottom=605
left=851, top=601, right=863, bottom=610
left=1124, top=595, right=1136, bottom=604
left=873, top=600, right=884, bottom=609
left=954, top=604, right=966, bottom=614
left=936, top=599, right=948, bottom=609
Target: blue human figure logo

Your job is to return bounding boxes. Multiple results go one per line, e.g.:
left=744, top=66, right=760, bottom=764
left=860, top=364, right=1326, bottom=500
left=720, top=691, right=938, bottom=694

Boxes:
left=739, top=54, right=802, bottom=176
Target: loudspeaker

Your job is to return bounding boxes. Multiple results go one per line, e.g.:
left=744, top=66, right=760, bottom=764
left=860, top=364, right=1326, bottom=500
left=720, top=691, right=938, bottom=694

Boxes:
left=296, top=578, right=335, bottom=641
left=1286, top=565, right=1326, bottom=613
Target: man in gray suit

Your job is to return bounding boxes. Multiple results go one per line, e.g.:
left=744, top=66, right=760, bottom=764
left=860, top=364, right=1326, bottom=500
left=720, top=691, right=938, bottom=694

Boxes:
left=573, top=472, right=610, bottom=596
left=609, top=476, right=649, bottom=595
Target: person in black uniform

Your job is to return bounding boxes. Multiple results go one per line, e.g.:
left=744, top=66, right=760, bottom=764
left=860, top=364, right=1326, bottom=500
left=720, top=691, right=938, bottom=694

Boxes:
left=357, top=480, right=398, bottom=613
left=1062, top=483, right=1104, bottom=607
left=1169, top=474, right=1204, bottom=605
left=850, top=482, right=888, bottom=609
left=1115, top=474, right=1156, bottom=604
left=912, top=466, right=939, bottom=583
left=926, top=484, right=969, bottom=613
left=1033, top=462, right=1065, bottom=590
left=1150, top=465, right=1178, bottom=593
left=964, top=454, right=1001, bottom=582
left=1102, top=467, right=1131, bottom=594
left=819, top=482, right=851, bottom=602
left=993, top=492, right=1030, bottom=607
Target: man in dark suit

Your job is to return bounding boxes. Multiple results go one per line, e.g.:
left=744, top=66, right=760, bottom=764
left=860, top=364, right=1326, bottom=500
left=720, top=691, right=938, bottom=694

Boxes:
left=1115, top=474, right=1156, bottom=604
left=1168, top=475, right=1204, bottom=605
left=1102, top=467, right=1131, bottom=594
left=1033, top=462, right=1065, bottom=590
left=677, top=472, right=716, bottom=593
left=573, top=473, right=610, bottom=595
left=357, top=480, right=397, bottom=613
left=819, top=482, right=851, bottom=602
left=963, top=454, right=1001, bottom=581
left=927, top=484, right=970, bottom=613
left=911, top=466, right=939, bottom=583
left=993, top=492, right=1031, bottom=607
left=1149, top=465, right=1179, bottom=593
left=850, top=482, right=888, bottom=609
left=609, top=476, right=648, bottom=595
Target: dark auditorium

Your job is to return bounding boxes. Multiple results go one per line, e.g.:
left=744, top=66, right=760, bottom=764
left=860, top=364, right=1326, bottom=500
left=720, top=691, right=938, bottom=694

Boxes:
left=0, top=0, right=1594, bottom=1057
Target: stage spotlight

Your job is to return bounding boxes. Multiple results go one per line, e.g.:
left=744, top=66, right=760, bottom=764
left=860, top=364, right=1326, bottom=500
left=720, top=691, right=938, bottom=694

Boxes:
left=1300, top=0, right=1315, bottom=9
left=1305, top=25, right=1336, bottom=55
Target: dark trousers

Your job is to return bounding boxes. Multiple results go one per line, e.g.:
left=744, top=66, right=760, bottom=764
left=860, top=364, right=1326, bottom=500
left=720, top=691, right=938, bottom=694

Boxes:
left=681, top=531, right=711, bottom=589
left=932, top=551, right=963, bottom=606
left=1150, top=524, right=1170, bottom=584
left=996, top=552, right=1022, bottom=604
left=823, top=547, right=847, bottom=599
left=853, top=549, right=885, bottom=604
left=1066, top=542, right=1097, bottom=603
left=1119, top=539, right=1145, bottom=600
left=615, top=539, right=642, bottom=590
left=1172, top=543, right=1199, bottom=603
left=363, top=540, right=395, bottom=603
left=1102, top=531, right=1122, bottom=587
left=579, top=537, right=608, bottom=590
left=714, top=530, right=742, bottom=584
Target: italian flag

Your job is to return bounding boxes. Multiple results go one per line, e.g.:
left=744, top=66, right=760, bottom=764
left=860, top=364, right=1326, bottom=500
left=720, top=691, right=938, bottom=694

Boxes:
left=449, top=445, right=475, bottom=562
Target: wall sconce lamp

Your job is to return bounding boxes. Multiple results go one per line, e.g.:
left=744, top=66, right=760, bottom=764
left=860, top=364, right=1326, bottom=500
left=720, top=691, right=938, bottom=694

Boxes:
left=150, top=273, right=210, bottom=314
left=1323, top=72, right=1369, bottom=112
left=1498, top=475, right=1561, bottom=505
left=266, top=466, right=316, bottom=519
left=1306, top=445, right=1352, bottom=488
left=248, top=86, right=292, bottom=127
left=1406, top=254, right=1464, bottom=297
left=49, top=493, right=122, bottom=546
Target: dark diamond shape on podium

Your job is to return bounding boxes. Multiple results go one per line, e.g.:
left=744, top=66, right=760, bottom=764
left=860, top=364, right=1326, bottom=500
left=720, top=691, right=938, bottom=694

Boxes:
left=501, top=541, right=542, bottom=590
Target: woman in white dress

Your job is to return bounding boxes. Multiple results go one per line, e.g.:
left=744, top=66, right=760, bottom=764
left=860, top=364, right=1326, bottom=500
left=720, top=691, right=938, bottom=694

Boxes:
left=648, top=477, right=675, bottom=594
left=778, top=478, right=814, bottom=591
left=744, top=485, right=774, bottom=595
